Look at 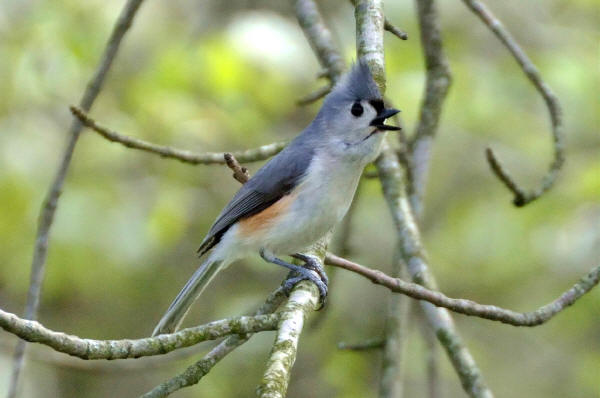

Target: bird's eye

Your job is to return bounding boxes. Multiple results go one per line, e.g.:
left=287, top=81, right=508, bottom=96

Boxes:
left=351, top=102, right=364, bottom=117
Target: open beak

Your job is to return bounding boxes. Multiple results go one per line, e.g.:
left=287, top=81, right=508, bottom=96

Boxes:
left=370, top=108, right=401, bottom=131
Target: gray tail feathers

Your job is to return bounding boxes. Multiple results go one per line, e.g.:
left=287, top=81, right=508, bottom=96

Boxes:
left=152, top=259, right=225, bottom=336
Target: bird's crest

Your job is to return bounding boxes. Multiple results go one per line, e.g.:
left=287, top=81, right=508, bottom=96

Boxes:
left=327, top=61, right=382, bottom=104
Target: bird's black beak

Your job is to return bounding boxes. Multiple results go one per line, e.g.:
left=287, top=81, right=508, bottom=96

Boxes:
left=370, top=108, right=401, bottom=131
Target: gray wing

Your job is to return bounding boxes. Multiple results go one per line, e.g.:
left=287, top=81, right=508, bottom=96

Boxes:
left=197, top=140, right=314, bottom=256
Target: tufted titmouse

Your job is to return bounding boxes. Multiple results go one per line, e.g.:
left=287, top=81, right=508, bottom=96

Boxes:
left=152, top=61, right=400, bottom=336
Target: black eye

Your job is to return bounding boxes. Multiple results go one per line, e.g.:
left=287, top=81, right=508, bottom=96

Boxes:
left=351, top=102, right=363, bottom=117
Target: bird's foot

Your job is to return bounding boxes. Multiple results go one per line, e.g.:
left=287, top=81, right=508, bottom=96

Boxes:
left=282, top=270, right=328, bottom=310
left=260, top=248, right=328, bottom=309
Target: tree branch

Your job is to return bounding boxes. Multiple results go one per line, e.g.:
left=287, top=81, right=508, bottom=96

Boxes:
left=0, top=309, right=278, bottom=360
left=354, top=3, right=416, bottom=397
left=70, top=106, right=286, bottom=165
left=253, top=3, right=346, bottom=397
left=292, top=0, right=345, bottom=84
left=338, top=338, right=385, bottom=351
left=256, top=281, right=320, bottom=398
left=461, top=0, right=565, bottom=207
left=375, top=141, right=493, bottom=398
left=379, top=247, right=411, bottom=398
left=354, top=0, right=386, bottom=90
left=224, top=153, right=250, bottom=183
left=384, top=19, right=408, bottom=40
left=8, top=1, right=148, bottom=396
left=408, top=0, right=452, bottom=218
left=141, top=287, right=287, bottom=398
left=296, top=84, right=332, bottom=106
left=325, top=253, right=600, bottom=327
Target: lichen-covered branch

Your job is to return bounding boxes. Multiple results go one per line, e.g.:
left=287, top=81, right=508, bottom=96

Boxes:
left=0, top=309, right=278, bottom=360
left=375, top=142, right=493, bottom=398
left=354, top=0, right=386, bottom=91
left=256, top=281, right=320, bottom=398
left=325, top=254, right=600, bottom=326
left=461, top=0, right=565, bottom=207
left=141, top=288, right=287, bottom=398
left=70, top=106, right=286, bottom=165
left=408, top=0, right=452, bottom=218
left=8, top=1, right=148, bottom=396
left=354, top=3, right=414, bottom=396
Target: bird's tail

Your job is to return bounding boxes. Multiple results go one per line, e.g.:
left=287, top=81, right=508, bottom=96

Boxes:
left=152, top=258, right=226, bottom=336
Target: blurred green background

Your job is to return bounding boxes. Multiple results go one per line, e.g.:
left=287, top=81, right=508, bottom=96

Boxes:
left=0, top=0, right=598, bottom=397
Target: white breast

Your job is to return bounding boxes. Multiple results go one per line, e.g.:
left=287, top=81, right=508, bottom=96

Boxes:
left=260, top=153, right=363, bottom=255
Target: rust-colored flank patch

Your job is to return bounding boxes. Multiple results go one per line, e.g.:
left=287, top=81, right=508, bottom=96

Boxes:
left=237, top=193, right=296, bottom=235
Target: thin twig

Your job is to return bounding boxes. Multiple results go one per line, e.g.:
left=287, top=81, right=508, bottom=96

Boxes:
left=325, top=253, right=600, bottom=327
left=408, top=0, right=452, bottom=219
left=292, top=0, right=345, bottom=84
left=293, top=0, right=344, bottom=105
left=141, top=288, right=286, bottom=398
left=296, top=85, right=332, bottom=106
left=0, top=309, right=278, bottom=360
left=462, top=0, right=565, bottom=207
left=375, top=141, right=493, bottom=398
left=7, top=1, right=147, bottom=396
left=224, top=153, right=250, bottom=183
left=338, top=338, right=384, bottom=351
left=384, top=19, right=408, bottom=40
left=70, top=106, right=286, bottom=165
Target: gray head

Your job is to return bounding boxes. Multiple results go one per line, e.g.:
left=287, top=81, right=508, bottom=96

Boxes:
left=310, top=61, right=400, bottom=164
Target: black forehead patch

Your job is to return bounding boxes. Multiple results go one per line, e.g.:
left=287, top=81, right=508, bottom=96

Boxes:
left=369, top=99, right=384, bottom=114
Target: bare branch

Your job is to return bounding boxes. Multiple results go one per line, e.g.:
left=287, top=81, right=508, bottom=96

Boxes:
left=409, top=0, right=452, bottom=218
left=256, top=281, right=320, bottom=398
left=422, top=318, right=441, bottom=398
left=141, top=288, right=286, bottom=398
left=461, top=0, right=565, bottom=207
left=379, top=247, right=411, bottom=398
left=292, top=0, right=345, bottom=105
left=338, top=338, right=384, bottom=351
left=325, top=254, right=600, bottom=327
left=0, top=309, right=278, bottom=360
left=353, top=3, right=418, bottom=396
left=384, top=19, right=408, bottom=40
left=8, top=1, right=148, bottom=396
left=375, top=141, right=493, bottom=398
left=292, top=0, right=345, bottom=83
left=70, top=106, right=286, bottom=165
left=224, top=153, right=250, bottom=183
left=296, top=85, right=332, bottom=106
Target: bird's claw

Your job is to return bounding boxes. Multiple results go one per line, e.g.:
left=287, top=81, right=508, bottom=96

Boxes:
left=283, top=254, right=329, bottom=309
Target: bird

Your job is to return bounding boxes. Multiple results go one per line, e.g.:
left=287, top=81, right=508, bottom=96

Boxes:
left=152, top=61, right=400, bottom=336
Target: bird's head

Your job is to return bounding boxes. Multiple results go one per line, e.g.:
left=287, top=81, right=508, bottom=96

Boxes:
left=314, top=61, right=400, bottom=163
